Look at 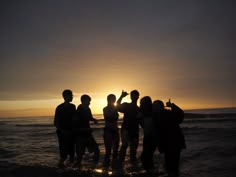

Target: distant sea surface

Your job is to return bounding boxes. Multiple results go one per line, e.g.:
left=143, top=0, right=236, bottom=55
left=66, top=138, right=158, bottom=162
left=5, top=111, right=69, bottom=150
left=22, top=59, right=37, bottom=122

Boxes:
left=0, top=107, right=236, bottom=177
left=185, top=107, right=236, bottom=114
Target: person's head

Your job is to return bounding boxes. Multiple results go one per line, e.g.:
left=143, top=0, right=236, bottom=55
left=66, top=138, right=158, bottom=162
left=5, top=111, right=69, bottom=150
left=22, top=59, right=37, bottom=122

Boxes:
left=152, top=100, right=164, bottom=112
left=140, top=96, right=152, bottom=107
left=130, top=90, right=139, bottom=103
left=107, top=94, right=116, bottom=105
left=140, top=96, right=152, bottom=115
left=62, top=89, right=73, bottom=103
left=81, top=94, right=91, bottom=107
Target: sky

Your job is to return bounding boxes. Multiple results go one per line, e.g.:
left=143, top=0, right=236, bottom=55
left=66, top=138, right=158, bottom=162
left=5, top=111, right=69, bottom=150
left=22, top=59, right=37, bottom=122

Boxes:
left=0, top=0, right=235, bottom=118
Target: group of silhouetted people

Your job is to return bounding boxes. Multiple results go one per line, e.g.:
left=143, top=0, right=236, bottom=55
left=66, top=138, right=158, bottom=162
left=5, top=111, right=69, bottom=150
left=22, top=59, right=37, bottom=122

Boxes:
left=54, top=89, right=186, bottom=177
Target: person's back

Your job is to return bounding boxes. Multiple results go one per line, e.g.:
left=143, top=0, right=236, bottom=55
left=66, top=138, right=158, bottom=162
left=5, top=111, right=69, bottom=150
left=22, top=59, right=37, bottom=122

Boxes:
left=103, top=94, right=120, bottom=167
left=54, top=89, right=76, bottom=168
left=139, top=96, right=155, bottom=172
left=153, top=99, right=186, bottom=177
left=103, top=102, right=119, bottom=131
left=139, top=96, right=153, bottom=136
left=55, top=103, right=75, bottom=131
left=74, top=104, right=92, bottom=131
left=159, top=102, right=185, bottom=151
left=120, top=102, right=140, bottom=137
left=117, top=90, right=140, bottom=164
left=73, top=94, right=100, bottom=167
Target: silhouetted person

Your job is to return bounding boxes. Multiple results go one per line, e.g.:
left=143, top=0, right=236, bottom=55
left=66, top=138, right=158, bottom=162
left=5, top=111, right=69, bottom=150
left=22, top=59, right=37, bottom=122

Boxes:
left=139, top=96, right=156, bottom=172
left=54, top=89, right=76, bottom=168
left=73, top=94, right=100, bottom=167
left=153, top=99, right=186, bottom=177
left=116, top=90, right=140, bottom=165
left=103, top=94, right=120, bottom=168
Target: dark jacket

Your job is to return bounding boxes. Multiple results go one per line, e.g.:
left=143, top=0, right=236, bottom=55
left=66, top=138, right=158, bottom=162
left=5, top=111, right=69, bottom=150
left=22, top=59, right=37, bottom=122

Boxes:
left=54, top=103, right=76, bottom=131
left=118, top=102, right=140, bottom=138
left=154, top=104, right=186, bottom=153
left=72, top=104, right=94, bottom=135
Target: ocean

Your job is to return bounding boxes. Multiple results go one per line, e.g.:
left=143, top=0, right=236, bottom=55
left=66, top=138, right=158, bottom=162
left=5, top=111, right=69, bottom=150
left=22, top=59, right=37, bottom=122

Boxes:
left=0, top=108, right=236, bottom=177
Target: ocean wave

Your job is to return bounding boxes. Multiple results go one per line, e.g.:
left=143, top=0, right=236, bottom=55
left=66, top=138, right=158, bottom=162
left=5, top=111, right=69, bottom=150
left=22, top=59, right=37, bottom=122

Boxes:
left=26, top=132, right=55, bottom=138
left=184, top=117, right=236, bottom=123
left=184, top=112, right=236, bottom=119
left=0, top=122, right=7, bottom=125
left=15, top=124, right=53, bottom=127
left=0, top=149, right=19, bottom=158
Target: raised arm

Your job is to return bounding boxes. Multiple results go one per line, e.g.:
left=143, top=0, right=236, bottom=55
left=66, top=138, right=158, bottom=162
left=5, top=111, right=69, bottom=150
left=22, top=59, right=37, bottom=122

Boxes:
left=170, top=103, right=184, bottom=123
left=116, top=90, right=128, bottom=106
left=166, top=99, right=184, bottom=123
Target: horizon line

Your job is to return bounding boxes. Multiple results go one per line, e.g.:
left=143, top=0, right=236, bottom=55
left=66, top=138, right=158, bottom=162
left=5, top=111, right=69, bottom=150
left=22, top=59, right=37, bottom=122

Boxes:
left=0, top=106, right=236, bottom=119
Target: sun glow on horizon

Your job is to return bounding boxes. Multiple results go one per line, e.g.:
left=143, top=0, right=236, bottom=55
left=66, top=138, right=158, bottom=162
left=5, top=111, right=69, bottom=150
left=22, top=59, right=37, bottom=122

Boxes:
left=0, top=94, right=235, bottom=118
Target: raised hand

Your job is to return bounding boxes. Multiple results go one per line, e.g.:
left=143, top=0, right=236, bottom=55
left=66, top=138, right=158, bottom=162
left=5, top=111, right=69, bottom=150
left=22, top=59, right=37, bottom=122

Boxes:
left=166, top=98, right=172, bottom=107
left=121, top=90, right=129, bottom=97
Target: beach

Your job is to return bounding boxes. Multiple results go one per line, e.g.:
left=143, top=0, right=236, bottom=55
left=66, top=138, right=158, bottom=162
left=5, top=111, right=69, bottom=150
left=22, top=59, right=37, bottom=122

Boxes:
left=1, top=108, right=236, bottom=177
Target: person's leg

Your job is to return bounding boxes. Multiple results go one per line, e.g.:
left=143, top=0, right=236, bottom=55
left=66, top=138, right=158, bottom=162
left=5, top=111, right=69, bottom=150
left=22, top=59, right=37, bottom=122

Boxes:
left=164, top=150, right=170, bottom=175
left=140, top=136, right=147, bottom=169
left=119, top=129, right=129, bottom=163
left=66, top=132, right=75, bottom=163
left=112, top=130, right=120, bottom=160
left=87, top=134, right=100, bottom=163
left=129, top=136, right=139, bottom=163
left=165, top=149, right=181, bottom=177
left=56, top=130, right=67, bottom=167
left=141, top=135, right=155, bottom=171
left=170, top=150, right=181, bottom=177
left=103, top=129, right=112, bottom=166
left=75, top=136, right=86, bottom=166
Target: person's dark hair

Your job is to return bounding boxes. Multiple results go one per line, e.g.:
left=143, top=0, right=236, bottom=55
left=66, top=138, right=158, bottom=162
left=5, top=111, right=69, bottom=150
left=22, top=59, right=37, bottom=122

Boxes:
left=140, top=96, right=152, bottom=116
left=81, top=94, right=91, bottom=103
left=153, top=100, right=164, bottom=109
left=140, top=96, right=152, bottom=107
left=62, top=89, right=72, bottom=98
left=107, top=94, right=116, bottom=102
left=130, top=90, right=139, bottom=97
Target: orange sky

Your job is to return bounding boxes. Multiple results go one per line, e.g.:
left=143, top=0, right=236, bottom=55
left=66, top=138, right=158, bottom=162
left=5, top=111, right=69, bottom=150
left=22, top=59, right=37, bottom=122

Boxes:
left=1, top=1, right=235, bottom=118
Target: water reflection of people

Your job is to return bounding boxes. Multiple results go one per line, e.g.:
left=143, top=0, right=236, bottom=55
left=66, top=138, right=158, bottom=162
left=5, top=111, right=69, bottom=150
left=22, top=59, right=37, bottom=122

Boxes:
left=54, top=89, right=76, bottom=168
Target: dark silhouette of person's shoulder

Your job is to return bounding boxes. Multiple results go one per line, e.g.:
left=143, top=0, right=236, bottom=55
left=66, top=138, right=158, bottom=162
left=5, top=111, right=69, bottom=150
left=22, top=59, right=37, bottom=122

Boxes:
left=103, top=105, right=111, bottom=112
left=70, top=103, right=76, bottom=108
left=77, top=104, right=83, bottom=110
left=56, top=103, right=65, bottom=109
left=118, top=102, right=129, bottom=112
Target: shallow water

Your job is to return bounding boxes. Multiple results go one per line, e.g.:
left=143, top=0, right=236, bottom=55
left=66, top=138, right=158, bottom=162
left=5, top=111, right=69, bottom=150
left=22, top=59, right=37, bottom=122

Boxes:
left=1, top=110, right=236, bottom=177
